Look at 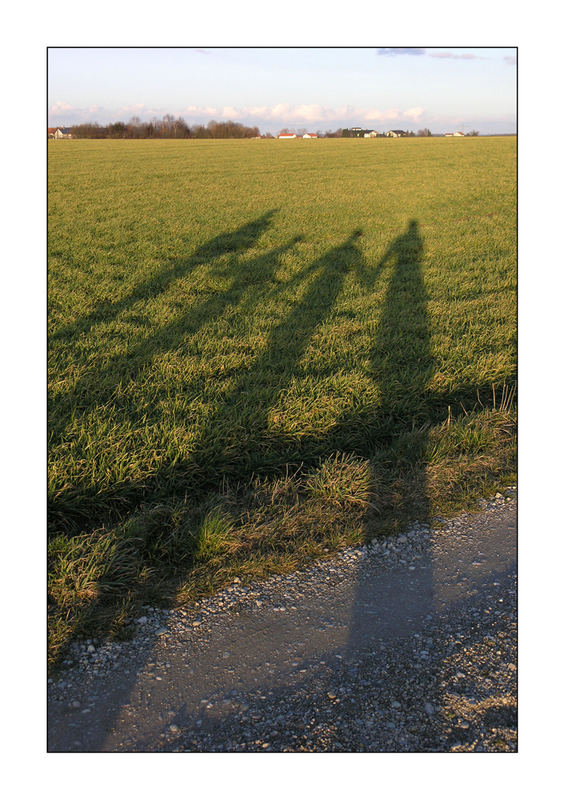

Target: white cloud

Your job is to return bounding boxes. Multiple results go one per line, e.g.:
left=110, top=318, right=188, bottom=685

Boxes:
left=47, top=101, right=433, bottom=131
left=182, top=105, right=218, bottom=116
left=377, top=48, right=427, bottom=57
left=363, top=108, right=401, bottom=121
left=50, top=101, right=73, bottom=113
left=268, top=103, right=292, bottom=119
left=122, top=103, right=146, bottom=113
left=430, top=52, right=483, bottom=60
left=292, top=104, right=326, bottom=122
left=212, top=103, right=328, bottom=123
left=220, top=106, right=240, bottom=118
left=196, top=103, right=425, bottom=125
left=403, top=107, right=425, bottom=121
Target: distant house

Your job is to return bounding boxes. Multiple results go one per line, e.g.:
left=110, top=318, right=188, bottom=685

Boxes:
left=364, top=130, right=378, bottom=138
left=302, top=133, right=318, bottom=138
left=278, top=133, right=297, bottom=139
left=454, top=131, right=465, bottom=137
left=386, top=130, right=406, bottom=138
left=345, top=127, right=376, bottom=138
left=48, top=127, right=72, bottom=139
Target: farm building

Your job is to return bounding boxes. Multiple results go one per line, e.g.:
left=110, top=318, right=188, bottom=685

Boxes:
left=344, top=127, right=377, bottom=138
left=386, top=130, right=406, bottom=138
left=302, top=133, right=318, bottom=138
left=48, top=127, right=72, bottom=139
left=278, top=133, right=297, bottom=139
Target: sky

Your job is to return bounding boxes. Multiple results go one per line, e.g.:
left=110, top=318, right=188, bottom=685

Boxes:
left=48, top=47, right=517, bottom=135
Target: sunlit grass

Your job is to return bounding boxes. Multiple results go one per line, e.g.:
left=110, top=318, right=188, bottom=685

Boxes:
left=48, top=137, right=516, bottom=665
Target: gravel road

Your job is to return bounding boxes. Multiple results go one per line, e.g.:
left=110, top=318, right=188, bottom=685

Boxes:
left=48, top=490, right=517, bottom=752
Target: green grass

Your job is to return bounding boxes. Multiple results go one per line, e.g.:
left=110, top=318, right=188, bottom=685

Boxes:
left=48, top=137, right=516, bottom=665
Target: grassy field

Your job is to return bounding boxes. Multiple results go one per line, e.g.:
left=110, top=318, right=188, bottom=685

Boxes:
left=48, top=137, right=516, bottom=665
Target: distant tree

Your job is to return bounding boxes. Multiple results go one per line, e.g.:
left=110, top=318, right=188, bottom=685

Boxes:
left=417, top=128, right=432, bottom=137
left=190, top=124, right=208, bottom=139
left=68, top=115, right=261, bottom=140
left=467, top=130, right=479, bottom=136
left=108, top=121, right=126, bottom=138
left=70, top=122, right=105, bottom=139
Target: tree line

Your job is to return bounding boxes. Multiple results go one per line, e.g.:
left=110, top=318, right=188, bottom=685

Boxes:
left=70, top=115, right=261, bottom=139
left=66, top=117, right=480, bottom=139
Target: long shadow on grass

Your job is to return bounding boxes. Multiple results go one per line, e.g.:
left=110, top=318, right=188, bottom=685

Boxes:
left=50, top=210, right=278, bottom=344
left=50, top=220, right=443, bottom=752
left=48, top=229, right=362, bottom=534
left=159, top=218, right=445, bottom=751
left=48, top=231, right=368, bottom=658
left=49, top=221, right=515, bottom=751
left=136, top=219, right=489, bottom=753
left=49, top=212, right=302, bottom=532
left=48, top=209, right=282, bottom=455
left=49, top=217, right=499, bottom=537
left=48, top=228, right=376, bottom=703
left=49, top=233, right=302, bottom=443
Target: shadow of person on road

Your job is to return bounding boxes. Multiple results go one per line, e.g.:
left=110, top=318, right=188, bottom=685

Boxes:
left=121, top=223, right=514, bottom=753
left=48, top=221, right=517, bottom=752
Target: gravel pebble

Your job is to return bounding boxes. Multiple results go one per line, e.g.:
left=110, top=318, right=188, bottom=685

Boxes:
left=49, top=492, right=517, bottom=753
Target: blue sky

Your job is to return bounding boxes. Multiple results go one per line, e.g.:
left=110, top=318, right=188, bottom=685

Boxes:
left=48, top=47, right=517, bottom=134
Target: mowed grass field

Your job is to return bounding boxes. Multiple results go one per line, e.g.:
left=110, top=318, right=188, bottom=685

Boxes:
left=48, top=137, right=516, bottom=664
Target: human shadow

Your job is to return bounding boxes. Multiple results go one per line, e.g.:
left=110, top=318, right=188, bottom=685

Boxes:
left=48, top=231, right=367, bottom=660
left=343, top=218, right=434, bottom=639
left=48, top=230, right=363, bottom=535
left=48, top=222, right=427, bottom=651
left=49, top=221, right=516, bottom=751
left=140, top=554, right=516, bottom=753
left=48, top=214, right=301, bottom=534
left=50, top=210, right=278, bottom=345
left=50, top=218, right=498, bottom=537
left=134, top=221, right=514, bottom=753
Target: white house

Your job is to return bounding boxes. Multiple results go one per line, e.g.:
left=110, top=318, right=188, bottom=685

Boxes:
left=303, top=133, right=318, bottom=138
left=364, top=131, right=378, bottom=138
left=386, top=130, right=406, bottom=138
left=278, top=133, right=297, bottom=139
left=48, top=127, right=72, bottom=139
